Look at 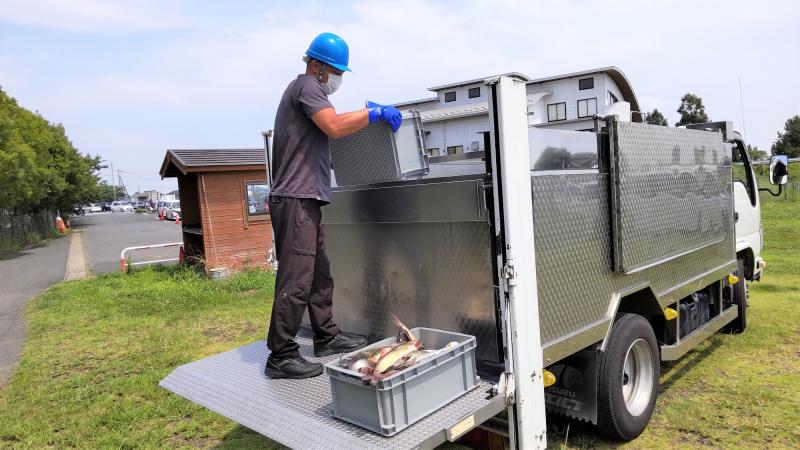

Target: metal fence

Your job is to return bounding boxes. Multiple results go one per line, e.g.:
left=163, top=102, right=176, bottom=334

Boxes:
left=0, top=211, right=57, bottom=256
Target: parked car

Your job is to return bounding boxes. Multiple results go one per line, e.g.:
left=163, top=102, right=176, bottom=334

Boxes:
left=157, top=201, right=169, bottom=217
left=164, top=201, right=181, bottom=220
left=110, top=201, right=134, bottom=212
left=72, top=205, right=85, bottom=216
left=82, top=203, right=102, bottom=213
left=101, top=203, right=112, bottom=212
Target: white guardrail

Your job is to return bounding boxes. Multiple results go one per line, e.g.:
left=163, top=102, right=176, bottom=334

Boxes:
left=120, top=242, right=183, bottom=273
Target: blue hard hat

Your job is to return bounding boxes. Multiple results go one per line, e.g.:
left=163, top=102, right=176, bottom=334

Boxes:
left=305, top=32, right=351, bottom=72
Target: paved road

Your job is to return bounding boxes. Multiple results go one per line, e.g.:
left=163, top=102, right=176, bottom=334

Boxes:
left=70, top=212, right=182, bottom=275
left=0, top=236, right=70, bottom=385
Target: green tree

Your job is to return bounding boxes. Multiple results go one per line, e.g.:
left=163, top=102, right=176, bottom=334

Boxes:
left=771, top=115, right=800, bottom=158
left=0, top=87, right=102, bottom=213
left=645, top=108, right=668, bottom=126
left=746, top=144, right=767, bottom=161
left=675, top=93, right=710, bottom=126
left=93, top=182, right=123, bottom=202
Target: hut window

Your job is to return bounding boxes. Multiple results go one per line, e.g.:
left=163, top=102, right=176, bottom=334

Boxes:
left=245, top=181, right=270, bottom=219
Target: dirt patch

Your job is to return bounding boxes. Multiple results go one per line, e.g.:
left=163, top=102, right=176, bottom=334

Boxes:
left=676, top=428, right=718, bottom=447
left=202, top=327, right=226, bottom=338
left=202, top=321, right=261, bottom=342
left=166, top=433, right=221, bottom=449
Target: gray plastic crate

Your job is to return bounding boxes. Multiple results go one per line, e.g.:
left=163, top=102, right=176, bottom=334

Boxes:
left=325, top=327, right=479, bottom=436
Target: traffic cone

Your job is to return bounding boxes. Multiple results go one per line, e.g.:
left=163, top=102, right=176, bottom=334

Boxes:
left=55, top=212, right=66, bottom=234
left=174, top=215, right=181, bottom=225
left=159, top=210, right=164, bottom=221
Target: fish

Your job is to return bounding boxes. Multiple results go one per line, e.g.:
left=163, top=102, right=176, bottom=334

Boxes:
left=405, top=349, right=433, bottom=365
left=393, top=314, right=417, bottom=342
left=362, top=345, right=396, bottom=365
left=442, top=341, right=459, bottom=351
left=374, top=340, right=423, bottom=374
left=346, top=358, right=371, bottom=373
left=339, top=345, right=395, bottom=371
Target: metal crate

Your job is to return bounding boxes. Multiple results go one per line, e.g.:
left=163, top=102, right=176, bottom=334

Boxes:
left=325, top=327, right=479, bottom=436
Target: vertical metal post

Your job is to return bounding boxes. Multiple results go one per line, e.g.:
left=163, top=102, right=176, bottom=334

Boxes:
left=110, top=162, right=116, bottom=200
left=262, top=130, right=277, bottom=270
left=487, top=76, right=547, bottom=449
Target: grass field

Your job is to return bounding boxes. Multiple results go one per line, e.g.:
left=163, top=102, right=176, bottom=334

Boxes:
left=0, top=191, right=798, bottom=449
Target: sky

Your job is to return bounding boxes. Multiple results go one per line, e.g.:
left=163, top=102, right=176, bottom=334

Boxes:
left=1, top=0, right=798, bottom=193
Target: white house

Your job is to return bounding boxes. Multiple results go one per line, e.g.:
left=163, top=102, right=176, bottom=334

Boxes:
left=394, top=67, right=642, bottom=157
left=161, top=189, right=180, bottom=202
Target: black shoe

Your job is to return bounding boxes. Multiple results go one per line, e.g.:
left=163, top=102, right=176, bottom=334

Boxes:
left=265, top=355, right=323, bottom=379
left=314, top=333, right=368, bottom=357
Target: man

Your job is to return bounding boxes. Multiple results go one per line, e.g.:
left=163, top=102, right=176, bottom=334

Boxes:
left=266, top=32, right=403, bottom=379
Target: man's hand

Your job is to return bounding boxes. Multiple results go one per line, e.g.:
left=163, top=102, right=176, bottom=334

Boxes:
left=367, top=101, right=402, bottom=132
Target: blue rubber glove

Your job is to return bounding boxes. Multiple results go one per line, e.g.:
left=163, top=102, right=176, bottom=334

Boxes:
left=366, top=101, right=402, bottom=132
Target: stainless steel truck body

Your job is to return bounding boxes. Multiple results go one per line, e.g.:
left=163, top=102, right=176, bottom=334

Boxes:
left=161, top=76, right=785, bottom=449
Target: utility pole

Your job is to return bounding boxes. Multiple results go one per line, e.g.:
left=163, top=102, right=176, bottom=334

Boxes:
left=110, top=161, right=117, bottom=200
left=117, top=170, right=131, bottom=203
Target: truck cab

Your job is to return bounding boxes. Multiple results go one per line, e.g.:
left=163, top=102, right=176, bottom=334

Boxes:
left=686, top=122, right=764, bottom=282
left=732, top=140, right=764, bottom=280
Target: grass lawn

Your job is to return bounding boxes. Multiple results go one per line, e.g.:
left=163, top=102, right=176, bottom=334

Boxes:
left=0, top=267, right=281, bottom=449
left=1, top=191, right=798, bottom=449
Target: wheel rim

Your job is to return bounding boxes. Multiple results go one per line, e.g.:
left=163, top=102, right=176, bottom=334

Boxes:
left=621, top=338, right=654, bottom=416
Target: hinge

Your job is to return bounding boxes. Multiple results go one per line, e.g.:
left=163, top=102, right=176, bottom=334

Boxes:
left=501, top=263, right=516, bottom=280
left=497, top=371, right=516, bottom=406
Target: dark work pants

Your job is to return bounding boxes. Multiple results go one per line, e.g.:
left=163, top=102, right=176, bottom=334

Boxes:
left=267, top=196, right=339, bottom=359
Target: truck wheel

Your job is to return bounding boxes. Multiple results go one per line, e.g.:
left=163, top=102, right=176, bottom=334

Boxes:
left=724, top=258, right=747, bottom=333
left=597, top=314, right=660, bottom=441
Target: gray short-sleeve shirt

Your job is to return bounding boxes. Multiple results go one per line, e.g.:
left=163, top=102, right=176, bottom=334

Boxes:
left=271, top=74, right=334, bottom=203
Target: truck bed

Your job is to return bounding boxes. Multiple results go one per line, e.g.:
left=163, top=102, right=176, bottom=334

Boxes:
left=160, top=337, right=500, bottom=450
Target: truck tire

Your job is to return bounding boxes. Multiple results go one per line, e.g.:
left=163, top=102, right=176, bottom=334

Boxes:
left=597, top=314, right=660, bottom=441
left=724, top=258, right=747, bottom=333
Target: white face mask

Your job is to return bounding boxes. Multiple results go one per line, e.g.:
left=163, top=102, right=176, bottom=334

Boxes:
left=321, top=73, right=342, bottom=95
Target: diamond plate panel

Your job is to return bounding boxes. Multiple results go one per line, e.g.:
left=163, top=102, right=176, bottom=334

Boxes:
left=160, top=338, right=495, bottom=450
left=614, top=122, right=733, bottom=272
left=330, top=115, right=428, bottom=187
left=330, top=121, right=400, bottom=186
left=531, top=172, right=735, bottom=345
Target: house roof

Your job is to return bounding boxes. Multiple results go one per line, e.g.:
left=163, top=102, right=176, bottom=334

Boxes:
left=409, top=92, right=551, bottom=123
left=393, top=96, right=439, bottom=108
left=167, top=190, right=180, bottom=195
left=528, top=66, right=641, bottom=121
left=160, top=148, right=265, bottom=178
left=427, top=72, right=530, bottom=92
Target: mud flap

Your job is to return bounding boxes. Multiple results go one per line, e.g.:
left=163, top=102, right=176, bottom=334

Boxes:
left=544, top=346, right=598, bottom=423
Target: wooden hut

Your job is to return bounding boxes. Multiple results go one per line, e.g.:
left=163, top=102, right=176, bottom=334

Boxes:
left=159, top=149, right=271, bottom=275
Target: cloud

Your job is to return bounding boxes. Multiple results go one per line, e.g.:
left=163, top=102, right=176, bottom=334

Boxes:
left=0, top=0, right=193, bottom=33
left=2, top=0, right=798, bottom=184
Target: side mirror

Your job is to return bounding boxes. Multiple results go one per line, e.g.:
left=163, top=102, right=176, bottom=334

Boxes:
left=769, top=155, right=789, bottom=185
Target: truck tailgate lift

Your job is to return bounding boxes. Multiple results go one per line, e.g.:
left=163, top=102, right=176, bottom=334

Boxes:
left=160, top=76, right=547, bottom=449
left=160, top=338, right=504, bottom=449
